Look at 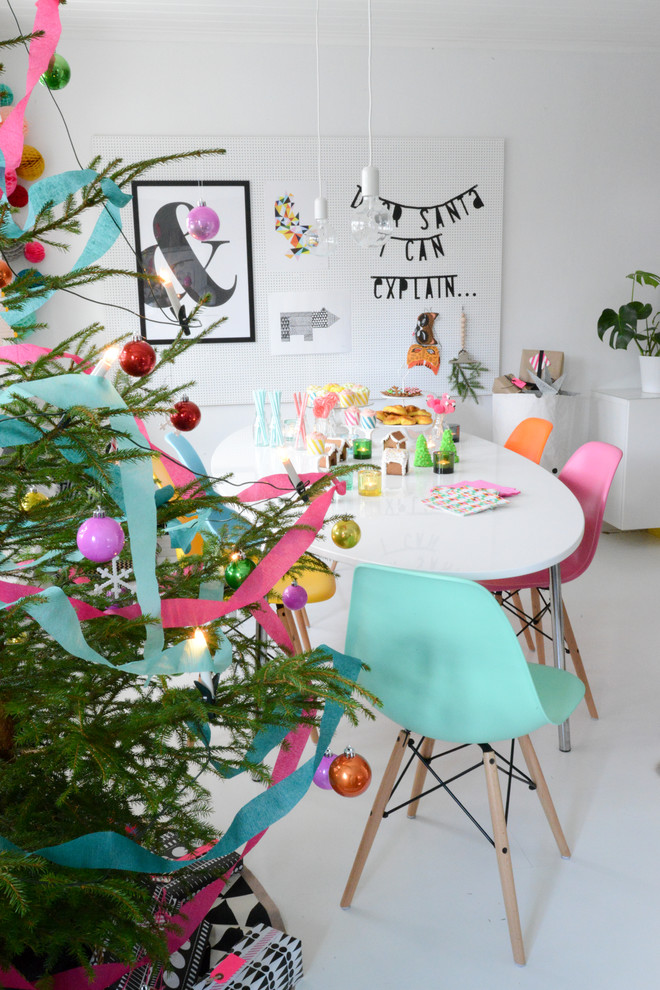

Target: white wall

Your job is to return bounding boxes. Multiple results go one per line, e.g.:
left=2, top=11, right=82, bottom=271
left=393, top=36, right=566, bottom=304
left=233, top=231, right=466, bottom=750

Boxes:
left=6, top=39, right=660, bottom=459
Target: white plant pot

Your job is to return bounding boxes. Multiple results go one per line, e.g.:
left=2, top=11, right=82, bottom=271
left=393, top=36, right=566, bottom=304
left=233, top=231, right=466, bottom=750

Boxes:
left=639, top=355, right=660, bottom=393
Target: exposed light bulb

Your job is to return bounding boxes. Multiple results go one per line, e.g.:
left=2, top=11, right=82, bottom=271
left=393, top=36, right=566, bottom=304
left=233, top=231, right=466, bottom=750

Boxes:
left=306, top=197, right=338, bottom=256
left=350, top=166, right=393, bottom=248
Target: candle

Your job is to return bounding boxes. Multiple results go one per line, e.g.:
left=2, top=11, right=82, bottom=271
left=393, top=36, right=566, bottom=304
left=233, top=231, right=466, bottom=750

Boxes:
left=280, top=452, right=310, bottom=503
left=352, top=438, right=372, bottom=459
left=358, top=467, right=382, bottom=497
left=159, top=268, right=182, bottom=315
left=90, top=346, right=120, bottom=378
left=433, top=450, right=455, bottom=475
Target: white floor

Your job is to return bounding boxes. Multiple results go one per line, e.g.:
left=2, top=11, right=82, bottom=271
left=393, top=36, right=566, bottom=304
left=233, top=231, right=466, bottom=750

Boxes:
left=209, top=529, right=660, bottom=989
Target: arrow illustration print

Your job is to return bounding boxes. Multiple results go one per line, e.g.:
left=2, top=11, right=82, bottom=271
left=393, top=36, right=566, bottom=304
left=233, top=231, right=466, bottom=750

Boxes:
left=280, top=308, right=339, bottom=342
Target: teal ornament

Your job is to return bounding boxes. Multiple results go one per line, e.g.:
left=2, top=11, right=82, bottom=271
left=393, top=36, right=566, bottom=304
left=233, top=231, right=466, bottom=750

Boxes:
left=225, top=556, right=256, bottom=589
left=0, top=84, right=12, bottom=106
left=40, top=53, right=71, bottom=90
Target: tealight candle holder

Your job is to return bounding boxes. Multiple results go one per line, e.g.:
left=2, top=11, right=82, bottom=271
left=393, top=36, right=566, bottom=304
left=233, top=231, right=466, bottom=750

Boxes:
left=448, top=422, right=460, bottom=442
left=433, top=450, right=455, bottom=475
left=358, top=467, right=382, bottom=497
left=352, top=437, right=372, bottom=460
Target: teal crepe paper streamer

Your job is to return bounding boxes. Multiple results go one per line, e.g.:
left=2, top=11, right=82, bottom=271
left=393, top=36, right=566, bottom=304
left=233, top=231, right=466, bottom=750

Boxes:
left=0, top=585, right=232, bottom=679
left=0, top=374, right=164, bottom=657
left=0, top=646, right=361, bottom=873
left=165, top=432, right=252, bottom=542
left=0, top=153, right=132, bottom=329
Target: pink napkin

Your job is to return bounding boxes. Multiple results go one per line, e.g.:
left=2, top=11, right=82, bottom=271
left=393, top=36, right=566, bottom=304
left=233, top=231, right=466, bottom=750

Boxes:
left=445, top=479, right=521, bottom=497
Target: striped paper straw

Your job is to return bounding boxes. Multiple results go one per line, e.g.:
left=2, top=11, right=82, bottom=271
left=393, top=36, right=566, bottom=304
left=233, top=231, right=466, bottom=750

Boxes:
left=293, top=391, right=308, bottom=448
left=253, top=389, right=268, bottom=446
left=269, top=390, right=284, bottom=447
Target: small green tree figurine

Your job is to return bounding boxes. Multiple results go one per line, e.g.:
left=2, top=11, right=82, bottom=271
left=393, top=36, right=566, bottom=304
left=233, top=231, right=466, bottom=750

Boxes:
left=414, top=433, right=433, bottom=467
left=440, top=427, right=459, bottom=463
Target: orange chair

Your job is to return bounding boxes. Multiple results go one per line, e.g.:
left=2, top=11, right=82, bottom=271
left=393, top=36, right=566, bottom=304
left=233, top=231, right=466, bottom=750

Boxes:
left=504, top=417, right=553, bottom=465
left=501, top=417, right=554, bottom=652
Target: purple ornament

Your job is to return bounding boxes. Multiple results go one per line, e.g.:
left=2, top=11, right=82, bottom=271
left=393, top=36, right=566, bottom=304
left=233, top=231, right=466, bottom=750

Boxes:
left=76, top=510, right=125, bottom=563
left=281, top=581, right=308, bottom=611
left=186, top=201, right=220, bottom=241
left=313, top=750, right=337, bottom=790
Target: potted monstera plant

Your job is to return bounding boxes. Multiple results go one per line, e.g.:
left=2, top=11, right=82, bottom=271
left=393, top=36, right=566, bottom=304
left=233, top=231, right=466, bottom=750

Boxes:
left=598, top=270, right=660, bottom=392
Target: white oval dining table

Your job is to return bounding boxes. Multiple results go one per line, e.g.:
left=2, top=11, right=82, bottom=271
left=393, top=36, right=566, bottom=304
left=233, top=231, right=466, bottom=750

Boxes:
left=211, top=428, right=585, bottom=751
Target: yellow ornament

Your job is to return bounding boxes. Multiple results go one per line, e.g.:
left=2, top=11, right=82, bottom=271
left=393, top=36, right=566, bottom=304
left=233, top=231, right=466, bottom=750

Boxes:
left=17, top=145, right=45, bottom=181
left=21, top=489, right=47, bottom=512
left=331, top=519, right=361, bottom=549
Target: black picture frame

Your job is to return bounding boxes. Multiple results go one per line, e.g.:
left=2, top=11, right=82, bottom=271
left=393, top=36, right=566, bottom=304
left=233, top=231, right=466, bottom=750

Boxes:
left=131, top=180, right=255, bottom=345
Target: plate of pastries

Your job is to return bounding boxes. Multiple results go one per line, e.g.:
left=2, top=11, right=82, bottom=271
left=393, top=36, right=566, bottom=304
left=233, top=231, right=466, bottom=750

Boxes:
left=375, top=403, right=433, bottom=427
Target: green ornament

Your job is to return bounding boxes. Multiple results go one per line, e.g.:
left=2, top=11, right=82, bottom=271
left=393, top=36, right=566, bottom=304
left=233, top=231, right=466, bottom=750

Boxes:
left=414, top=433, right=433, bottom=467
left=0, top=84, right=13, bottom=106
left=439, top=428, right=459, bottom=463
left=225, top=556, right=256, bottom=589
left=331, top=519, right=361, bottom=549
left=40, top=53, right=71, bottom=91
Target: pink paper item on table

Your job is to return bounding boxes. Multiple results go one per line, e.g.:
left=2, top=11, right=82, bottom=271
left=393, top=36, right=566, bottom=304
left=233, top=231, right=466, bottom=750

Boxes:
left=444, top=479, right=521, bottom=497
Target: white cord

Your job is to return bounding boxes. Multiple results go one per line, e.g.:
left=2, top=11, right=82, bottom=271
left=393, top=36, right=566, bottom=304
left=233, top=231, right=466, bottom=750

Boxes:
left=367, top=0, right=373, bottom=166
left=315, top=0, right=322, bottom=198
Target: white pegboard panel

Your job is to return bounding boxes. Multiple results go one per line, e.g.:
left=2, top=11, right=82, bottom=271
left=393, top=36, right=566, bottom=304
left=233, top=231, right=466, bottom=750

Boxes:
left=93, top=135, right=503, bottom=406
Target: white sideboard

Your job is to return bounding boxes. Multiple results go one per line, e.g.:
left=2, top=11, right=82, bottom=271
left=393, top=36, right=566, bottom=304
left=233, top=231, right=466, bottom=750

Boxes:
left=591, top=388, right=660, bottom=530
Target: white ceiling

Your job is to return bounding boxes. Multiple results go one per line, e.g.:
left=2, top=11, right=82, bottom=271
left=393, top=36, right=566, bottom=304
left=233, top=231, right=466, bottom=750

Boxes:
left=5, top=0, right=660, bottom=51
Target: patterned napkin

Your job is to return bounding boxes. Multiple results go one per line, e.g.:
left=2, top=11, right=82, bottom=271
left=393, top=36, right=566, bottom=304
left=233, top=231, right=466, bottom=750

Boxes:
left=443, top=479, right=521, bottom=497
left=422, top=485, right=509, bottom=515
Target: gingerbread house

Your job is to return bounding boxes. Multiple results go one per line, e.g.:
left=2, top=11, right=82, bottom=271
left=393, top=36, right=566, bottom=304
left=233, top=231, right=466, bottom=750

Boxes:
left=326, top=437, right=350, bottom=462
left=318, top=443, right=340, bottom=470
left=382, top=430, right=409, bottom=476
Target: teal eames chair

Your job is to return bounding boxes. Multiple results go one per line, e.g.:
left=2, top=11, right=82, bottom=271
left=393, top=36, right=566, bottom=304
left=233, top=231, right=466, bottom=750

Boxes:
left=339, top=564, right=585, bottom=966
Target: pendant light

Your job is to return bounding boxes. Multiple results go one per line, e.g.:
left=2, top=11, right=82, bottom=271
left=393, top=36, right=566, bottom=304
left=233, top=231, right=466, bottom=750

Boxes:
left=350, top=0, right=394, bottom=248
left=305, top=0, right=337, bottom=255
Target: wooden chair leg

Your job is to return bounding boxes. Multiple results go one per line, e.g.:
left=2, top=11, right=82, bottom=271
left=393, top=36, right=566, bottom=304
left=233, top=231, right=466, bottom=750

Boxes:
left=293, top=609, right=313, bottom=653
left=517, top=735, right=570, bottom=858
left=277, top=605, right=303, bottom=654
left=482, top=749, right=526, bottom=966
left=511, top=592, right=535, bottom=652
left=341, top=730, right=409, bottom=909
left=300, top=606, right=311, bottom=628
left=530, top=588, right=546, bottom=664
left=562, top=602, right=599, bottom=719
left=407, top=737, right=435, bottom=818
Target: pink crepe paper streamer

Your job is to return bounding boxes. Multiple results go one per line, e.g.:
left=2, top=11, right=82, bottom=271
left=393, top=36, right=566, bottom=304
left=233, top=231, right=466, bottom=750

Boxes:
left=0, top=343, right=85, bottom=367
left=242, top=718, right=314, bottom=857
left=0, top=0, right=61, bottom=175
left=293, top=391, right=307, bottom=446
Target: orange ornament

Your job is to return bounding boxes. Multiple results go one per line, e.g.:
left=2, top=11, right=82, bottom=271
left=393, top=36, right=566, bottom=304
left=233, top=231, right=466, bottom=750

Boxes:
left=328, top=746, right=372, bottom=797
left=0, top=259, right=14, bottom=288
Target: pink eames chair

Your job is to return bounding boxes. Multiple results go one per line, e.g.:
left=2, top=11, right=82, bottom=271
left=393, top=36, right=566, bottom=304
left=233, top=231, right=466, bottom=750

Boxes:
left=482, top=441, right=622, bottom=719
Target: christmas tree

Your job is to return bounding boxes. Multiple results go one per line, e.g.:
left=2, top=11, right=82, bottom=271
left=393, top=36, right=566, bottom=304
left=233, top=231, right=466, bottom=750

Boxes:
left=0, top=8, right=370, bottom=981
left=439, top=427, right=459, bottom=463
left=413, top=433, right=432, bottom=467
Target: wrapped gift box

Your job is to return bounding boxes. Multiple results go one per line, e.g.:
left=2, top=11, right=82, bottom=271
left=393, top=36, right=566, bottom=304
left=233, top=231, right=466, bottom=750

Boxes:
left=195, top=924, right=303, bottom=990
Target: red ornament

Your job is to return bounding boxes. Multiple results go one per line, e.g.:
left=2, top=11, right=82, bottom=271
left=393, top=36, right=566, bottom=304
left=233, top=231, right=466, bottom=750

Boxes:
left=8, top=184, right=29, bottom=208
left=0, top=260, right=14, bottom=288
left=118, top=338, right=157, bottom=378
left=328, top=747, right=372, bottom=797
left=170, top=396, right=201, bottom=432
left=24, top=241, right=45, bottom=263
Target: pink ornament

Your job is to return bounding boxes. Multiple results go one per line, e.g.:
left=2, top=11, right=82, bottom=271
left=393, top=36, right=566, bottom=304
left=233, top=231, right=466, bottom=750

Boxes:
left=3, top=168, right=17, bottom=197
left=76, top=511, right=125, bottom=563
left=186, top=201, right=220, bottom=241
left=281, top=581, right=308, bottom=611
left=23, top=241, right=45, bottom=263
left=313, top=750, right=337, bottom=790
